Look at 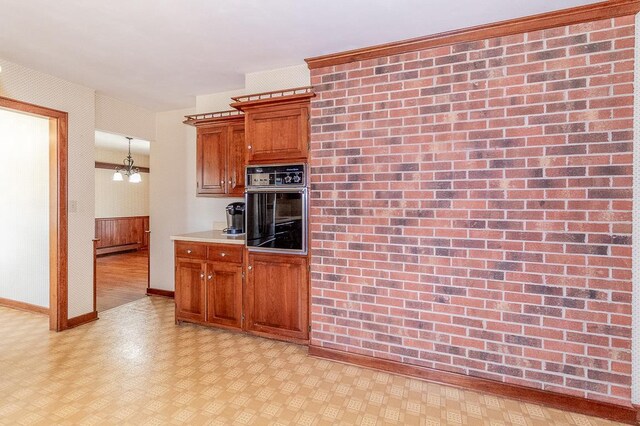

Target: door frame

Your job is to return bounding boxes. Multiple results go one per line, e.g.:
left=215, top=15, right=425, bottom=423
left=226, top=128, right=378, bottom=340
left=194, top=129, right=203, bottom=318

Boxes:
left=0, top=96, right=68, bottom=331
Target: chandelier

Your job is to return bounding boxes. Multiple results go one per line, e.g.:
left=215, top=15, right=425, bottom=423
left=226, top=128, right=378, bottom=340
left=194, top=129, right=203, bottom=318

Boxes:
left=113, top=137, right=142, bottom=183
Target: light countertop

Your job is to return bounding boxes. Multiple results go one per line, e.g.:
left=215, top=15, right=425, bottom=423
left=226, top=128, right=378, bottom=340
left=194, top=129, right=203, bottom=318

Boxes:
left=170, top=230, right=245, bottom=245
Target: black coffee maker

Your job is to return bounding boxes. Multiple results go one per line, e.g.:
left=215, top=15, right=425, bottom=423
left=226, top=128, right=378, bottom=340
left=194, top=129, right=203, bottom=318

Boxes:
left=225, top=202, right=245, bottom=234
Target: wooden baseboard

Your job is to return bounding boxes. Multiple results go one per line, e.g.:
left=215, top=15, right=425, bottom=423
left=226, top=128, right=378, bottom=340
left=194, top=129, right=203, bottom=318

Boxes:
left=96, top=243, right=142, bottom=256
left=66, top=311, right=98, bottom=329
left=308, top=346, right=639, bottom=425
left=146, top=288, right=174, bottom=298
left=0, top=297, right=49, bottom=315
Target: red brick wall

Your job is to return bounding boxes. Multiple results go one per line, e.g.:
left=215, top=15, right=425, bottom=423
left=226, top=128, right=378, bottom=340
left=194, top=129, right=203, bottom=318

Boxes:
left=309, top=16, right=635, bottom=405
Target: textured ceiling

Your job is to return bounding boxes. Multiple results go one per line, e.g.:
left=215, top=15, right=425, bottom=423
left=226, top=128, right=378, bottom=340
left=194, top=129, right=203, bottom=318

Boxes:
left=95, top=131, right=150, bottom=155
left=0, top=0, right=601, bottom=111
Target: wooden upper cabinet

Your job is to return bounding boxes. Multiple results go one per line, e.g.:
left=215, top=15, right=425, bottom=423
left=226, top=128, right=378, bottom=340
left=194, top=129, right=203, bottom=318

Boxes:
left=227, top=122, right=245, bottom=197
left=245, top=103, right=309, bottom=163
left=230, top=87, right=315, bottom=164
left=196, top=126, right=226, bottom=195
left=184, top=111, right=245, bottom=197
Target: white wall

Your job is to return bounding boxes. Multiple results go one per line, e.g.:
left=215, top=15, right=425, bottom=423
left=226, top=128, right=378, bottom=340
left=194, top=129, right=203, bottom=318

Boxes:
left=149, top=64, right=310, bottom=291
left=150, top=108, right=192, bottom=291
left=0, top=58, right=96, bottom=318
left=95, top=147, right=149, bottom=218
left=0, top=109, right=50, bottom=307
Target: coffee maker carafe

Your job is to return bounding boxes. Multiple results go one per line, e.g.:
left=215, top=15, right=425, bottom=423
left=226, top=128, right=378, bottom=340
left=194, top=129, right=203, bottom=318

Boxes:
left=225, top=202, right=245, bottom=235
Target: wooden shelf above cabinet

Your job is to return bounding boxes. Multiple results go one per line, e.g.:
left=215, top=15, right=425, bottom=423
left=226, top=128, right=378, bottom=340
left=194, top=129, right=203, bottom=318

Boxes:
left=183, top=110, right=244, bottom=127
left=230, top=86, right=315, bottom=111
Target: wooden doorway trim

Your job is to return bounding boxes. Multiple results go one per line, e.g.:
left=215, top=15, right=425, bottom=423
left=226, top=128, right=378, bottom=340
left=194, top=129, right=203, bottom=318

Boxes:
left=0, top=96, right=68, bottom=331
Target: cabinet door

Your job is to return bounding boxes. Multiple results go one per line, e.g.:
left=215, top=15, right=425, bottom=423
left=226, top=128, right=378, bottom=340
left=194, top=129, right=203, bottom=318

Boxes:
left=175, top=259, right=206, bottom=322
left=245, top=253, right=308, bottom=341
left=205, top=262, right=243, bottom=328
left=196, top=126, right=226, bottom=195
left=227, top=123, right=246, bottom=197
left=246, top=103, right=309, bottom=163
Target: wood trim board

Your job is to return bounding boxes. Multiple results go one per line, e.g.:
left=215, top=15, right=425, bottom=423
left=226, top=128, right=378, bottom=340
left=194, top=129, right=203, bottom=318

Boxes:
left=305, top=0, right=640, bottom=69
left=146, top=288, right=175, bottom=298
left=0, top=297, right=49, bottom=315
left=308, top=346, right=639, bottom=424
left=66, top=311, right=98, bottom=329
left=0, top=96, right=68, bottom=331
left=92, top=238, right=99, bottom=313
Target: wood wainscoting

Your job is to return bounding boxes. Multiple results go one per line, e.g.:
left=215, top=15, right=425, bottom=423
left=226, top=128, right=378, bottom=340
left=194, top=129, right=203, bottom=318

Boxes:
left=308, top=346, right=639, bottom=425
left=95, top=216, right=149, bottom=255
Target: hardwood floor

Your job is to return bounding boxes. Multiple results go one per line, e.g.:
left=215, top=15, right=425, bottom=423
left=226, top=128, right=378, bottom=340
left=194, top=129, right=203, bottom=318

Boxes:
left=96, top=250, right=148, bottom=312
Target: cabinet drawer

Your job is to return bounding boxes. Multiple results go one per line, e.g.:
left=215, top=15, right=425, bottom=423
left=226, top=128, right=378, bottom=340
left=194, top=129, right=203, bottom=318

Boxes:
left=207, top=244, right=243, bottom=263
left=175, top=242, right=206, bottom=259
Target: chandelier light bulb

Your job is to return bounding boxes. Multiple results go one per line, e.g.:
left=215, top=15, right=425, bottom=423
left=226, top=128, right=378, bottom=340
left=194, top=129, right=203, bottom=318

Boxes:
left=113, top=170, right=124, bottom=181
left=129, top=172, right=142, bottom=183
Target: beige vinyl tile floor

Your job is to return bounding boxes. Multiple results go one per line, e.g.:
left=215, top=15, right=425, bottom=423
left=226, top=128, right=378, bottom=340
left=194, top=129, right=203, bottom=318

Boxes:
left=0, top=296, right=624, bottom=425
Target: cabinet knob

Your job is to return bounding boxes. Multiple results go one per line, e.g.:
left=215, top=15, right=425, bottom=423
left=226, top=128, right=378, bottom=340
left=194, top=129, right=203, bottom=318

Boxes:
left=220, top=180, right=224, bottom=185
left=228, top=180, right=231, bottom=185
left=221, top=253, right=226, bottom=257
left=200, top=272, right=205, bottom=279
left=187, top=249, right=192, bottom=254
left=207, top=275, right=213, bottom=280
left=248, top=265, right=252, bottom=270
left=247, top=145, right=252, bottom=150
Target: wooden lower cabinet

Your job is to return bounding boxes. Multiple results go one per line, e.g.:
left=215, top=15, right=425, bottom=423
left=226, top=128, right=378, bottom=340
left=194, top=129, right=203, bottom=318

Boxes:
left=174, top=242, right=242, bottom=330
left=175, top=258, right=206, bottom=322
left=205, top=262, right=243, bottom=328
left=245, top=253, right=309, bottom=342
left=174, top=241, right=309, bottom=344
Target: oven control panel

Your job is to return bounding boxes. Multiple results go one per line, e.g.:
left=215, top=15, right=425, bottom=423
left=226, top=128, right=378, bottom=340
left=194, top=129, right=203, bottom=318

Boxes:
left=246, top=164, right=306, bottom=188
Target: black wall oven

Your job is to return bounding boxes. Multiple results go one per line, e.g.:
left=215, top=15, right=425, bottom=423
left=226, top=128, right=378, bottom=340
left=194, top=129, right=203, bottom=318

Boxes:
left=245, top=164, right=307, bottom=255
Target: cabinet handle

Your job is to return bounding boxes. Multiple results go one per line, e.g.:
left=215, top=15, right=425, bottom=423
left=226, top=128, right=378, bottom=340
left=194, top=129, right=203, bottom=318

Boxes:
left=207, top=275, right=213, bottom=280
left=247, top=145, right=252, bottom=150
left=228, top=180, right=231, bottom=185
left=221, top=253, right=226, bottom=257
left=187, top=249, right=192, bottom=254
left=220, top=180, right=224, bottom=185
left=248, top=265, right=252, bottom=270
left=200, top=272, right=205, bottom=279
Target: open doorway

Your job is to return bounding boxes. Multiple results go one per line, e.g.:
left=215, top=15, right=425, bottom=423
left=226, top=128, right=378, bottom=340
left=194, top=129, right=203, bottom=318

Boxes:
left=0, top=96, right=68, bottom=331
left=94, top=131, right=150, bottom=312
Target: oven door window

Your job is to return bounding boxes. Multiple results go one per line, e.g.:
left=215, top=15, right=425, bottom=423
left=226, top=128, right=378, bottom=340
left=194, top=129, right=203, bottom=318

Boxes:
left=246, top=191, right=305, bottom=252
